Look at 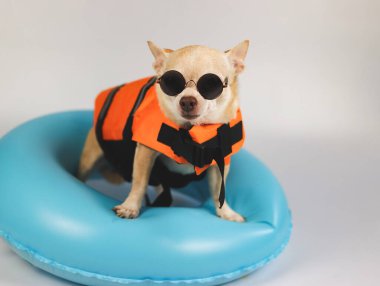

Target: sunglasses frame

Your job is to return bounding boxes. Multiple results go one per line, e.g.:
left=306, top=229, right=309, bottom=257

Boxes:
left=156, top=70, right=229, bottom=100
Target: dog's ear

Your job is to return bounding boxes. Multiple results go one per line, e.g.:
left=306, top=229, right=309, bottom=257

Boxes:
left=225, top=40, right=250, bottom=74
left=147, top=41, right=169, bottom=73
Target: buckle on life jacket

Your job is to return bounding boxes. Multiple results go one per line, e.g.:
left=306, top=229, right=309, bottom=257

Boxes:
left=157, top=121, right=243, bottom=208
left=178, top=128, right=210, bottom=167
left=158, top=124, right=216, bottom=168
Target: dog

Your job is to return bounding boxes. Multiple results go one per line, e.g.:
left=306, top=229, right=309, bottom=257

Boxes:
left=77, top=40, right=249, bottom=222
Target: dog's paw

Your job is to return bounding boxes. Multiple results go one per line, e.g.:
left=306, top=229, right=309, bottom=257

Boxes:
left=113, top=203, right=140, bottom=219
left=216, top=205, right=245, bottom=223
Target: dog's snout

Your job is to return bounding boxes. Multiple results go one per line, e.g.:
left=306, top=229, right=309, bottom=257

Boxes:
left=179, top=96, right=197, bottom=112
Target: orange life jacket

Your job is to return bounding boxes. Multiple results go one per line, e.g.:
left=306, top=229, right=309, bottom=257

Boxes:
left=94, top=76, right=245, bottom=208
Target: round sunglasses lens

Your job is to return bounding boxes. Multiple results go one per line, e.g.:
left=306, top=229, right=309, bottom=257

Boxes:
left=197, top=73, right=224, bottom=100
left=159, top=70, right=185, bottom=96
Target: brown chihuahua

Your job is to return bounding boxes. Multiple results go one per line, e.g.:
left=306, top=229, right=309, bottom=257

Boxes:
left=77, top=40, right=249, bottom=222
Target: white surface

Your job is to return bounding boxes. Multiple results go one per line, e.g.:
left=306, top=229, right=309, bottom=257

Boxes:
left=0, top=0, right=379, bottom=285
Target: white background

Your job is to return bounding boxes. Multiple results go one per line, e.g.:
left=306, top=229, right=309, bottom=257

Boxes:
left=0, top=0, right=379, bottom=285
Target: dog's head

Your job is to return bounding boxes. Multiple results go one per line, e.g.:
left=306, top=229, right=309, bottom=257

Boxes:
left=147, top=41, right=249, bottom=127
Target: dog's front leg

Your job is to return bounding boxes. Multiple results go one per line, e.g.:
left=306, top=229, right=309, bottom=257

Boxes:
left=208, top=164, right=245, bottom=222
left=113, top=143, right=158, bottom=219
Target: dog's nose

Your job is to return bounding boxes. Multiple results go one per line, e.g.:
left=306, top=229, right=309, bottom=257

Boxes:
left=179, top=96, right=197, bottom=112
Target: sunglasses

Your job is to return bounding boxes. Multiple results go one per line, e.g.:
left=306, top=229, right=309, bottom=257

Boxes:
left=156, top=70, right=228, bottom=100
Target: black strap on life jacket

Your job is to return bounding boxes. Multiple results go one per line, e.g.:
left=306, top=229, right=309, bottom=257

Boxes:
left=95, top=84, right=125, bottom=142
left=157, top=121, right=243, bottom=208
left=122, top=77, right=158, bottom=139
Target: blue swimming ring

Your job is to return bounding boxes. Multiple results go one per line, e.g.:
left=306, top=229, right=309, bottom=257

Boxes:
left=0, top=111, right=292, bottom=286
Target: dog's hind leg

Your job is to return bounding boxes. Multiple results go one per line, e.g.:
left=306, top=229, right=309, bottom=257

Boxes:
left=77, top=127, right=103, bottom=181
